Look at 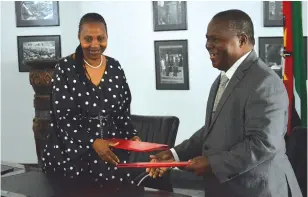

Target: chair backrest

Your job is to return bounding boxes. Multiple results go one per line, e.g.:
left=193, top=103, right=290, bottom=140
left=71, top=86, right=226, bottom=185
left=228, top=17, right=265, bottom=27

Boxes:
left=129, top=114, right=180, bottom=163
left=286, top=127, right=307, bottom=197
left=128, top=114, right=179, bottom=192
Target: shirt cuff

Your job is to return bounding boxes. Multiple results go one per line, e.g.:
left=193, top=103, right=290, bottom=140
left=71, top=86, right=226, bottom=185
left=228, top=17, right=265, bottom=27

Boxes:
left=170, top=148, right=180, bottom=162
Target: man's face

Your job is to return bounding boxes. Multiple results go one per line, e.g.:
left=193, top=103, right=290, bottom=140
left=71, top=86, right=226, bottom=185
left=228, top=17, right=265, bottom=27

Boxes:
left=205, top=19, right=242, bottom=71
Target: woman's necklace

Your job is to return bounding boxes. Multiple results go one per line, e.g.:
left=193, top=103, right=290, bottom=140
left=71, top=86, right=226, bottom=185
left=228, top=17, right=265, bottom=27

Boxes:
left=83, top=55, right=103, bottom=69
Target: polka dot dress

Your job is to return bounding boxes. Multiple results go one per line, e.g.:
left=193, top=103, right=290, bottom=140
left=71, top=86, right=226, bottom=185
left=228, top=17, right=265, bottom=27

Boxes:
left=42, top=55, right=137, bottom=185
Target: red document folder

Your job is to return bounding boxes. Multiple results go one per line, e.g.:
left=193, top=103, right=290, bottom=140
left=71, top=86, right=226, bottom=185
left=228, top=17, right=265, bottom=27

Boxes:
left=108, top=138, right=169, bottom=152
left=117, top=162, right=190, bottom=168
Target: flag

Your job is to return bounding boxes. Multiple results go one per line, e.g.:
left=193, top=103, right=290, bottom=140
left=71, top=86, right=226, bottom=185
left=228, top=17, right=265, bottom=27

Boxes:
left=282, top=1, right=293, bottom=135
left=292, top=2, right=307, bottom=128
left=282, top=1, right=307, bottom=135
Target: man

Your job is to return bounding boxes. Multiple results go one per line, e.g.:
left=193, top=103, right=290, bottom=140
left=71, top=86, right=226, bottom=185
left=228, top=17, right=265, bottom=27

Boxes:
left=146, top=9, right=302, bottom=197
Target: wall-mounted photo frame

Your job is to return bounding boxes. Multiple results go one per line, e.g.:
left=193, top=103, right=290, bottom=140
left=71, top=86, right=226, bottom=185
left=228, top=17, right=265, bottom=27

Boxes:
left=17, top=35, right=61, bottom=72
left=263, top=1, right=283, bottom=27
left=153, top=1, right=187, bottom=31
left=15, top=1, right=60, bottom=27
left=154, top=40, right=189, bottom=90
left=258, top=36, right=307, bottom=78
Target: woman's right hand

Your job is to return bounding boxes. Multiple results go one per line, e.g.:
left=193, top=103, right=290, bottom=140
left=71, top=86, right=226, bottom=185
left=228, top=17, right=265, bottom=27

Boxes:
left=92, top=139, right=120, bottom=165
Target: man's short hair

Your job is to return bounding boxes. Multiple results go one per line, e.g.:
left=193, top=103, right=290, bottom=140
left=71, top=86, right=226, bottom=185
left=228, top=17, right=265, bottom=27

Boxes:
left=213, top=9, right=255, bottom=45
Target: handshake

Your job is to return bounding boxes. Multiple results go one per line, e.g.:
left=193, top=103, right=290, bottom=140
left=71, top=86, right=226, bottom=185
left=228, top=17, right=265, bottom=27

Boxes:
left=145, top=150, right=210, bottom=178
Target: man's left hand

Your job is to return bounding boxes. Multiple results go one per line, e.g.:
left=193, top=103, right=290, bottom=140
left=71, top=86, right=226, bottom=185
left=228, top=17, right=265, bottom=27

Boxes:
left=131, top=136, right=141, bottom=141
left=185, top=156, right=210, bottom=176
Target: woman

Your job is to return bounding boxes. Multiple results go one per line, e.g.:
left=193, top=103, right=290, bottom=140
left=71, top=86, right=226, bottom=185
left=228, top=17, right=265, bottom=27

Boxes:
left=42, top=13, right=140, bottom=185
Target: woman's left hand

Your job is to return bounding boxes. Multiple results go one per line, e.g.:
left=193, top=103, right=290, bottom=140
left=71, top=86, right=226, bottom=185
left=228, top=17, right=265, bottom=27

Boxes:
left=131, top=136, right=141, bottom=141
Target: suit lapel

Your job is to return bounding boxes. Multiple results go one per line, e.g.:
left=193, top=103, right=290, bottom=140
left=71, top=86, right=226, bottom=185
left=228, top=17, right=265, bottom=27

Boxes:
left=208, top=74, right=241, bottom=130
left=208, top=50, right=259, bottom=131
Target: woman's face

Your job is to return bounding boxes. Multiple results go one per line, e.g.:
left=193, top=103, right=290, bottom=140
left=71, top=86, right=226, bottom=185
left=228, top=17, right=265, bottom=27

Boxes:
left=79, top=22, right=107, bottom=60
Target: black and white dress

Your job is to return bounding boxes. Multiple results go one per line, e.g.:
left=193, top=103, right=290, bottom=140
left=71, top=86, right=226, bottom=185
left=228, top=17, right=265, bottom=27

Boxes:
left=42, top=55, right=138, bottom=184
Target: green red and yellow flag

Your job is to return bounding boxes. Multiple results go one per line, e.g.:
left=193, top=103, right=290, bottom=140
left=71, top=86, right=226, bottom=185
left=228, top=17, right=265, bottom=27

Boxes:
left=282, top=1, right=307, bottom=135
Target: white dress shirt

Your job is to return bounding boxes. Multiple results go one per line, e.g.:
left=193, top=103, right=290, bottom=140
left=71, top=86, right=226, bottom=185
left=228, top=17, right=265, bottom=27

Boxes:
left=170, top=50, right=252, bottom=162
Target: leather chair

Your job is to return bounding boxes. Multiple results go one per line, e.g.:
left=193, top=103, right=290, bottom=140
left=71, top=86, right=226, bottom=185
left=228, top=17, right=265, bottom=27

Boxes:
left=129, top=115, right=180, bottom=192
left=286, top=127, right=307, bottom=197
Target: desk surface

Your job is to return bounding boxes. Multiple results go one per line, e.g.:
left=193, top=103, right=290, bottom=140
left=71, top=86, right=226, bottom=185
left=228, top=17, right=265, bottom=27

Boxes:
left=1, top=164, right=190, bottom=197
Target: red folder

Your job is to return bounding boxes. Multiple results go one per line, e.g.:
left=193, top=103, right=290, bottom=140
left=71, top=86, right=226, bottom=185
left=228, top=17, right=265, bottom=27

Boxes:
left=117, top=162, right=190, bottom=168
left=107, top=138, right=169, bottom=152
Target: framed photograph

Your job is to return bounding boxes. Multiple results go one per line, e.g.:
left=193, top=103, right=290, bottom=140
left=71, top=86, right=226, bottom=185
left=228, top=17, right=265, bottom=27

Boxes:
left=154, top=40, right=189, bottom=90
left=263, top=1, right=283, bottom=27
left=15, top=1, right=60, bottom=27
left=258, top=36, right=307, bottom=78
left=153, top=1, right=187, bottom=31
left=17, top=35, right=61, bottom=72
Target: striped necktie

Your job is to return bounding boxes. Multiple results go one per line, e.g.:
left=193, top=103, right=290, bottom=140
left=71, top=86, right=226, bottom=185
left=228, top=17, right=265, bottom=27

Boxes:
left=212, top=74, right=229, bottom=119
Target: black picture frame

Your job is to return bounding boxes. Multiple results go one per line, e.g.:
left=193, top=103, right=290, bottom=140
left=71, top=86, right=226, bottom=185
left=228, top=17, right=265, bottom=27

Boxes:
left=15, top=1, right=60, bottom=27
left=153, top=1, right=187, bottom=31
left=263, top=1, right=283, bottom=27
left=154, top=40, right=189, bottom=90
left=258, top=36, right=307, bottom=78
left=17, top=35, right=61, bottom=72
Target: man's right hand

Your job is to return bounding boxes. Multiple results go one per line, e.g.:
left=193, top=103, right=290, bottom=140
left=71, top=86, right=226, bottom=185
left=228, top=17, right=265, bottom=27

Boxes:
left=146, top=150, right=175, bottom=178
left=92, top=139, right=120, bottom=165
